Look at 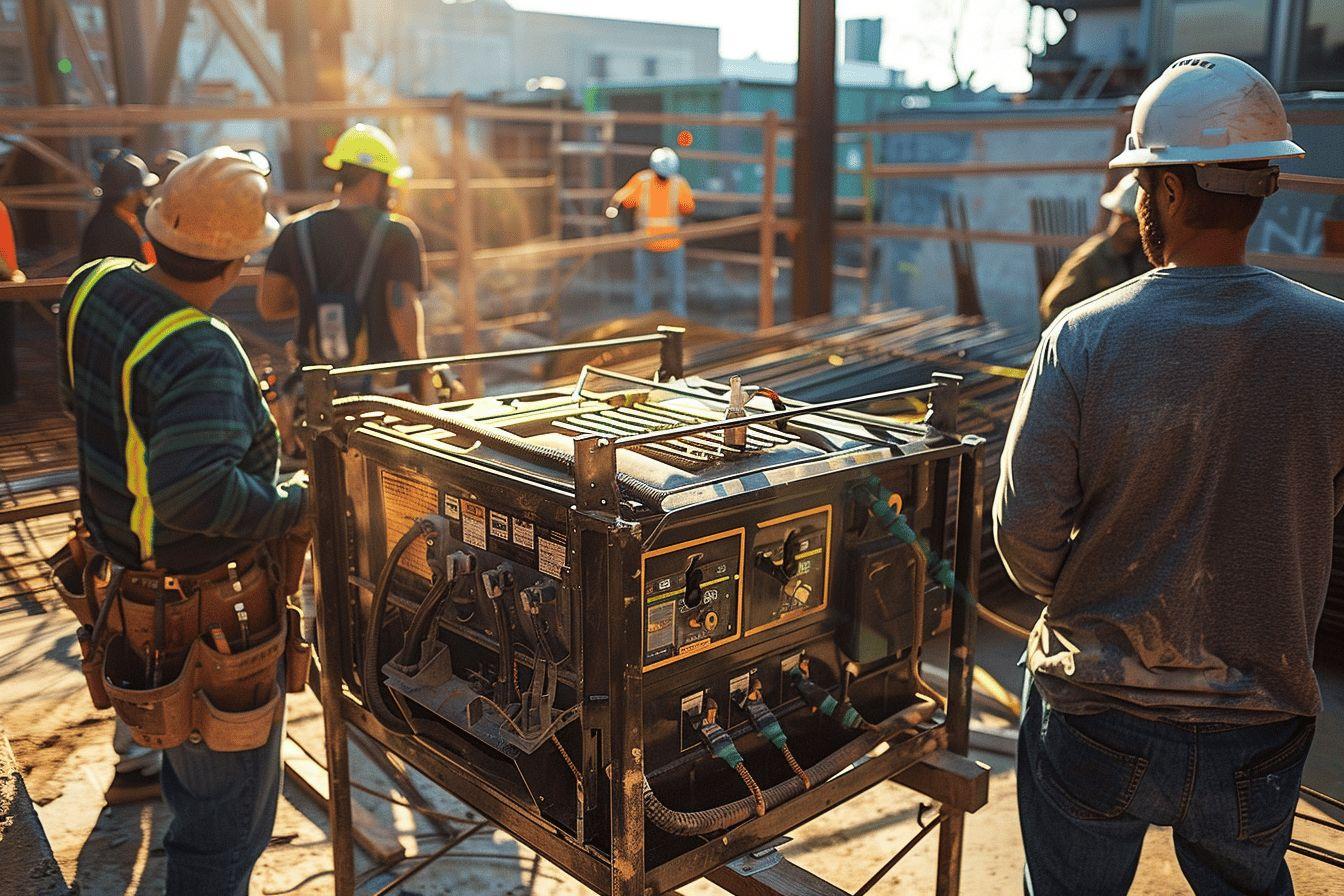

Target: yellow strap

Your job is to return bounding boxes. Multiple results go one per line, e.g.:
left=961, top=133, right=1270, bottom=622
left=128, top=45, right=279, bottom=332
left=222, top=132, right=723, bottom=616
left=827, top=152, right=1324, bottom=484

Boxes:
left=64, top=258, right=136, bottom=388
left=122, top=307, right=210, bottom=563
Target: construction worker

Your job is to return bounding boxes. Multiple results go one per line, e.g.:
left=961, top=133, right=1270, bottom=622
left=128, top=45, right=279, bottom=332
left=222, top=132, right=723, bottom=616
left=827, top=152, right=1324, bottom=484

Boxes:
left=1038, top=172, right=1147, bottom=327
left=80, top=147, right=181, bottom=805
left=0, top=198, right=22, bottom=405
left=58, top=147, right=305, bottom=894
left=151, top=148, right=189, bottom=186
left=606, top=147, right=695, bottom=317
left=995, top=54, right=1336, bottom=896
left=79, top=149, right=159, bottom=265
left=258, top=123, right=433, bottom=405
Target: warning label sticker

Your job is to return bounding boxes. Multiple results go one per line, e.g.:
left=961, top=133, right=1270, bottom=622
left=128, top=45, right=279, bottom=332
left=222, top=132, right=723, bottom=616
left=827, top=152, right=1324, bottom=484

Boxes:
left=489, top=511, right=510, bottom=542
left=379, top=469, right=437, bottom=580
left=442, top=494, right=460, bottom=520
left=462, top=501, right=487, bottom=549
left=538, top=535, right=566, bottom=578
left=646, top=601, right=675, bottom=653
left=512, top=518, right=535, bottom=550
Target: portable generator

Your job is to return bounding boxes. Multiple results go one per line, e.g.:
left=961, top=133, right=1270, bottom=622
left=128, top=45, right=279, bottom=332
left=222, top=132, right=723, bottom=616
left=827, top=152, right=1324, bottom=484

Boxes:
left=304, top=328, right=987, bottom=895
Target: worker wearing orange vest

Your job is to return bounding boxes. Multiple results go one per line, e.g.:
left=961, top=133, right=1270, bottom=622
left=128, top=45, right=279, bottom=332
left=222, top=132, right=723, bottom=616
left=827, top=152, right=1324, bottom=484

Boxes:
left=0, top=198, right=23, bottom=406
left=80, top=149, right=159, bottom=266
left=607, top=147, right=695, bottom=317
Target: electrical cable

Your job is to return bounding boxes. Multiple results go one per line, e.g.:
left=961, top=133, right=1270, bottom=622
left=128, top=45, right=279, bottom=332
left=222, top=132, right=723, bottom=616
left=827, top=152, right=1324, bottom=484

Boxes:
left=361, top=518, right=440, bottom=737
left=643, top=697, right=937, bottom=836
left=736, top=679, right=812, bottom=789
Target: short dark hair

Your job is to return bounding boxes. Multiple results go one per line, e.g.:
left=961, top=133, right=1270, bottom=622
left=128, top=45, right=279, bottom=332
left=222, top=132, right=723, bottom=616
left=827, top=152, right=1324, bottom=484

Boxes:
left=150, top=237, right=234, bottom=282
left=1148, top=164, right=1265, bottom=232
left=337, top=164, right=389, bottom=192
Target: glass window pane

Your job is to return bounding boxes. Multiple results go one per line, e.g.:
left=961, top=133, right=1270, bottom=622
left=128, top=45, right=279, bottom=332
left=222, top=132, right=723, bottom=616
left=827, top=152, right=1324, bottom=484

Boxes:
left=1297, top=0, right=1344, bottom=90
left=1171, top=0, right=1271, bottom=72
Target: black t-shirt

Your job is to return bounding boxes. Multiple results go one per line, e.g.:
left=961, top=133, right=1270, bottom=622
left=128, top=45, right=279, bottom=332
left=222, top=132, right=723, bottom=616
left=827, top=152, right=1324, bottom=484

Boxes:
left=265, top=204, right=427, bottom=363
left=80, top=207, right=145, bottom=265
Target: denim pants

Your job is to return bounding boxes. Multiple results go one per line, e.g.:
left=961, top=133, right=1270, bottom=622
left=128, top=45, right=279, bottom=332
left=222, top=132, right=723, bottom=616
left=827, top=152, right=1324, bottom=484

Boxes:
left=632, top=246, right=687, bottom=317
left=161, top=698, right=285, bottom=896
left=1019, top=679, right=1314, bottom=896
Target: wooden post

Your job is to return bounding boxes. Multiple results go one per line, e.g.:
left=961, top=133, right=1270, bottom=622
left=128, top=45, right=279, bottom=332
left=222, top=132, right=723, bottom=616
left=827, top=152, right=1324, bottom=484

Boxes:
left=860, top=134, right=876, bottom=313
left=757, top=109, right=779, bottom=330
left=547, top=113, right=564, bottom=340
left=450, top=93, right=485, bottom=397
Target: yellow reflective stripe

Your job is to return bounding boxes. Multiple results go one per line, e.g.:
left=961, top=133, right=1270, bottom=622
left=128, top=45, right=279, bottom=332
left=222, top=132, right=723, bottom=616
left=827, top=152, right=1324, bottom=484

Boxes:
left=122, top=307, right=209, bottom=563
left=64, top=258, right=136, bottom=388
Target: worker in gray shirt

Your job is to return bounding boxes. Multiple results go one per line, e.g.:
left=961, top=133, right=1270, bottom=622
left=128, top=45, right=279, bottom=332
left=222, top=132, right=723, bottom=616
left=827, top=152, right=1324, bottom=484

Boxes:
left=995, top=54, right=1339, bottom=896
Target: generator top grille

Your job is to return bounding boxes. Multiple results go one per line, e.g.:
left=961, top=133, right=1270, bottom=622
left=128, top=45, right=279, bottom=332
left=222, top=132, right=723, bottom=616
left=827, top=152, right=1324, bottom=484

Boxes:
left=552, top=401, right=802, bottom=468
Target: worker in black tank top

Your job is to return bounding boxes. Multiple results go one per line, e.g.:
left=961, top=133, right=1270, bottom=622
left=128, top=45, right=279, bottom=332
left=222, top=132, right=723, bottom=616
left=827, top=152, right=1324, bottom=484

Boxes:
left=257, top=123, right=431, bottom=400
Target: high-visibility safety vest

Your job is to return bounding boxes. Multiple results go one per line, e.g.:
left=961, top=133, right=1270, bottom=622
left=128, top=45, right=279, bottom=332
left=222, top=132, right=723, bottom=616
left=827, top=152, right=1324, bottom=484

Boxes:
left=115, top=206, right=157, bottom=266
left=0, top=199, right=17, bottom=273
left=64, top=259, right=252, bottom=564
left=612, top=170, right=696, bottom=252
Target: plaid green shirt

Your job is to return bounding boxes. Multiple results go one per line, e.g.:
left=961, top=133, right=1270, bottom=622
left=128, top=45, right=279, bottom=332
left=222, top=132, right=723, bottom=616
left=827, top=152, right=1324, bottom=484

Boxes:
left=58, top=258, right=306, bottom=573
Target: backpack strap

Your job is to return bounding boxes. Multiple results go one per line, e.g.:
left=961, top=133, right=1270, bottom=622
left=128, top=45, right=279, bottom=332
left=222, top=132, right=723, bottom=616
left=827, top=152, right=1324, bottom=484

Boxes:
left=352, top=214, right=392, bottom=309
left=295, top=215, right=320, bottom=298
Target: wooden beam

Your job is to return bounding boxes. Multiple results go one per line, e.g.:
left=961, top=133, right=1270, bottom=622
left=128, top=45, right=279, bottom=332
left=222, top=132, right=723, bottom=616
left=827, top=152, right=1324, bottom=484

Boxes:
left=148, top=0, right=191, bottom=105
left=51, top=0, right=113, bottom=104
left=449, top=93, right=484, bottom=397
left=198, top=0, right=285, bottom=103
left=758, top=108, right=779, bottom=330
left=281, top=737, right=405, bottom=867
left=20, top=0, right=63, bottom=106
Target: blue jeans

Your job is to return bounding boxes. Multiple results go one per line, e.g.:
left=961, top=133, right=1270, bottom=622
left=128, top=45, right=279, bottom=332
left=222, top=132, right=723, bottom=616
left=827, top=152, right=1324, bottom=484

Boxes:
left=632, top=246, right=687, bottom=317
left=161, top=701, right=285, bottom=896
left=1019, top=680, right=1314, bottom=896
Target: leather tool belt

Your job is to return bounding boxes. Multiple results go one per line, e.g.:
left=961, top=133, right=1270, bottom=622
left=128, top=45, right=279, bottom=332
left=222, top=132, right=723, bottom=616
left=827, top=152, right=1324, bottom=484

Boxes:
left=49, top=523, right=312, bottom=752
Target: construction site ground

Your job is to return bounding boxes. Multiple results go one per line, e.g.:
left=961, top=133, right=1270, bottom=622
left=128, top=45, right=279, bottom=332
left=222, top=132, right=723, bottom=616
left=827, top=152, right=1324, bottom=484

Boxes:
left=5, top=531, right=1342, bottom=896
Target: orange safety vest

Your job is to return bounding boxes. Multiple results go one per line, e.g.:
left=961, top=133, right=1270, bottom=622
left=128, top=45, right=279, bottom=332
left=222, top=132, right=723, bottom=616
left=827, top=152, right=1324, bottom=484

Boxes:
left=115, top=206, right=157, bottom=265
left=0, top=199, right=16, bottom=272
left=612, top=170, right=696, bottom=252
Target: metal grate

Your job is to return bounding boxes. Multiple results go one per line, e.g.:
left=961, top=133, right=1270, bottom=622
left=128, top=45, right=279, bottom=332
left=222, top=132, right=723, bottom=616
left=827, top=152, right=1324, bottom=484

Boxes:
left=553, top=402, right=799, bottom=466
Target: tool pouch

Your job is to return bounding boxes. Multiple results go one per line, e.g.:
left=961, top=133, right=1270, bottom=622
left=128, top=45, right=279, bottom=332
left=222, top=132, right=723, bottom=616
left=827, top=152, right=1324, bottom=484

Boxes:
left=95, top=558, right=299, bottom=752
left=102, top=611, right=287, bottom=753
left=47, top=525, right=97, bottom=626
left=284, top=605, right=311, bottom=695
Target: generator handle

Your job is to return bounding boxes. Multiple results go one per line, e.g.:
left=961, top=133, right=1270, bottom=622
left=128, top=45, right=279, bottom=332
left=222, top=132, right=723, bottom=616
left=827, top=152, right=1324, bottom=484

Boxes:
left=613, top=377, right=959, bottom=450
left=324, top=327, right=686, bottom=380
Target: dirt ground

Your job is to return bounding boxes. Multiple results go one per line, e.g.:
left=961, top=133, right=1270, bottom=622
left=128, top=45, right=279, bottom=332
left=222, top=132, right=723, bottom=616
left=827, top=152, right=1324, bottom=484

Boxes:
left=2, top=522, right=1341, bottom=895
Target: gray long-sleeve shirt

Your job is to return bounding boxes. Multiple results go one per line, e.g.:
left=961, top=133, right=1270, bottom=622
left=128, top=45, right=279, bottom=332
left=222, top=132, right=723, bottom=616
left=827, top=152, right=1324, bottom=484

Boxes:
left=995, top=264, right=1344, bottom=723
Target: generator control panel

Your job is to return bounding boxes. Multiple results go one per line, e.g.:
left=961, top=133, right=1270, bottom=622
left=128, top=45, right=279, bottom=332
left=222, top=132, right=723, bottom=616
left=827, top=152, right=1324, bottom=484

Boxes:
left=641, top=531, right=745, bottom=670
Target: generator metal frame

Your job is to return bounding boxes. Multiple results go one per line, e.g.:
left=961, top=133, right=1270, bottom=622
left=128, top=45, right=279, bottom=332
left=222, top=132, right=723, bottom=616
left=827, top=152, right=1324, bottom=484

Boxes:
left=303, top=327, right=988, bottom=896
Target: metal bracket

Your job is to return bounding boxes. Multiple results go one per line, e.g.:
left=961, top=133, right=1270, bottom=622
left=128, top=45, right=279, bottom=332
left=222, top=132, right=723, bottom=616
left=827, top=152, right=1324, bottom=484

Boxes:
left=656, top=325, right=686, bottom=381
left=925, top=372, right=963, bottom=436
left=571, top=433, right=619, bottom=514
left=726, top=838, right=792, bottom=877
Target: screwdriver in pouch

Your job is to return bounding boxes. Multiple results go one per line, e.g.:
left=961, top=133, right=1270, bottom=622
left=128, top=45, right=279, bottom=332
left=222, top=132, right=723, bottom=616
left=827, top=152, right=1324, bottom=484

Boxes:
left=151, top=588, right=166, bottom=688
left=235, top=602, right=250, bottom=650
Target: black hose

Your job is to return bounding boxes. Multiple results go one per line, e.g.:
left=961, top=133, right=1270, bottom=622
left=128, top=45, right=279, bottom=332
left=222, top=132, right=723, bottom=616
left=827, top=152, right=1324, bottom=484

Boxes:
left=362, top=518, right=438, bottom=737
left=330, top=395, right=670, bottom=508
left=643, top=697, right=937, bottom=836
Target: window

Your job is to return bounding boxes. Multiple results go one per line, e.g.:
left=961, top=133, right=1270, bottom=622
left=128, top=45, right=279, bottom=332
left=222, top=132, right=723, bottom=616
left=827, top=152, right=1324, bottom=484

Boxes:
left=643, top=57, right=658, bottom=78
left=589, top=54, right=609, bottom=80
left=1297, top=0, right=1344, bottom=90
left=1170, top=0, right=1271, bottom=73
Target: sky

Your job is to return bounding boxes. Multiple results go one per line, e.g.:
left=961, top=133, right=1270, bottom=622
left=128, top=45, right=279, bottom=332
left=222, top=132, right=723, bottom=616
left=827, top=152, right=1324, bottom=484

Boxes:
left=507, top=0, right=1068, bottom=93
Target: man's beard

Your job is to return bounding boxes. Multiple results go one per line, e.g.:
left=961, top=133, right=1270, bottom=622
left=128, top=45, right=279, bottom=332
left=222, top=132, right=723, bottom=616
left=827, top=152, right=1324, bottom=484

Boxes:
left=1137, top=188, right=1166, bottom=267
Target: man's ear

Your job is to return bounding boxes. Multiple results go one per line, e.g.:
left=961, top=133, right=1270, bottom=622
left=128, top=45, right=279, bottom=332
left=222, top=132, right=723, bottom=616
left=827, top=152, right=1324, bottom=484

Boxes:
left=1161, top=170, right=1182, bottom=214
left=218, top=257, right=246, bottom=285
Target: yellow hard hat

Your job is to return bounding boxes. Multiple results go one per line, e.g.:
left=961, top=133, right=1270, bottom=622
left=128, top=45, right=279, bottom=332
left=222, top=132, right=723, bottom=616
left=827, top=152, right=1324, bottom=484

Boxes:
left=144, top=147, right=280, bottom=260
left=323, top=123, right=412, bottom=187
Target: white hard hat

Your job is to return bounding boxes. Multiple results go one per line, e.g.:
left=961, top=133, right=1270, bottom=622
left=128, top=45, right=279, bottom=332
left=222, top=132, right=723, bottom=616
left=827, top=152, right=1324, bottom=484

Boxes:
left=1100, top=172, right=1140, bottom=218
left=1110, top=54, right=1303, bottom=191
left=650, top=147, right=679, bottom=178
left=145, top=147, right=280, bottom=260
